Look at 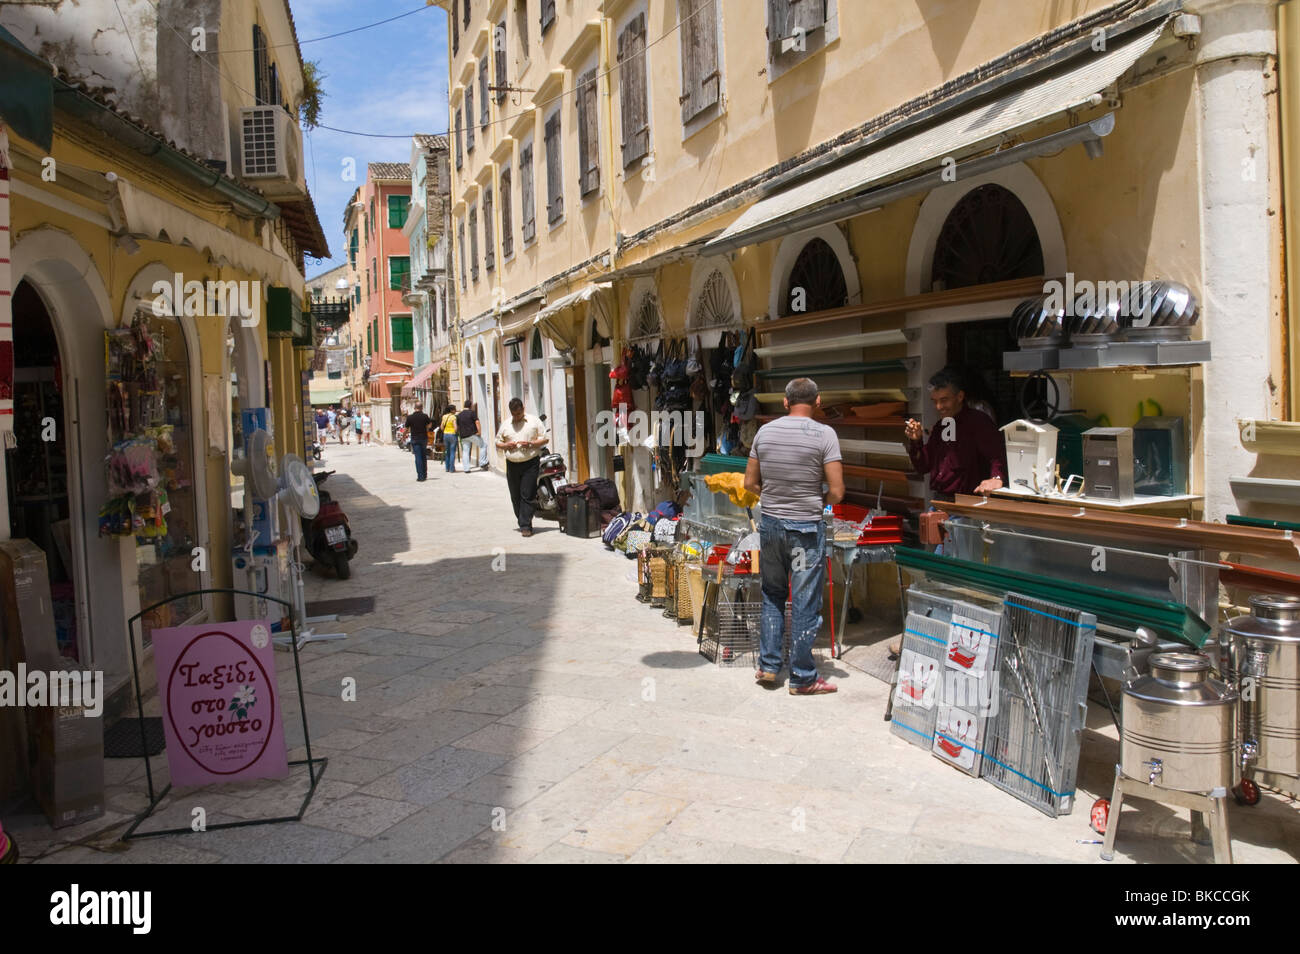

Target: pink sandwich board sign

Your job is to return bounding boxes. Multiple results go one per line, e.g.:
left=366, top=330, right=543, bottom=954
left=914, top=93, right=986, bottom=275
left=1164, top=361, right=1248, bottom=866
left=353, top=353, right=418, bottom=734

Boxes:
left=151, top=621, right=289, bottom=787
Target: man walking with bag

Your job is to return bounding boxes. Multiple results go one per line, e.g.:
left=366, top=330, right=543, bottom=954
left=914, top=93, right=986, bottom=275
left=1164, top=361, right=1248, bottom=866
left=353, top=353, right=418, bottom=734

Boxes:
left=744, top=378, right=844, bottom=695
left=457, top=401, right=487, bottom=471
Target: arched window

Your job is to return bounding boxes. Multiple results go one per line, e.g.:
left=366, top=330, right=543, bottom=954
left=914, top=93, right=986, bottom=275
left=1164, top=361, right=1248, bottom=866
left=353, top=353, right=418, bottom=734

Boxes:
left=529, top=330, right=546, bottom=417
left=780, top=237, right=848, bottom=317
left=930, top=183, right=1044, bottom=291
left=477, top=342, right=486, bottom=366
left=629, top=290, right=662, bottom=343
left=689, top=268, right=740, bottom=331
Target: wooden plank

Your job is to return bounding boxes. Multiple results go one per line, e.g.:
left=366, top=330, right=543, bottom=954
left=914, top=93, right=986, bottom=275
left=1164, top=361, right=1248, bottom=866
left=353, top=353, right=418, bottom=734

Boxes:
left=757, top=276, right=1049, bottom=334
left=843, top=464, right=914, bottom=483
left=946, top=494, right=1300, bottom=561
left=756, top=415, right=907, bottom=428
left=756, top=388, right=907, bottom=403
left=1221, top=562, right=1300, bottom=597
left=754, top=360, right=907, bottom=377
left=754, top=329, right=908, bottom=357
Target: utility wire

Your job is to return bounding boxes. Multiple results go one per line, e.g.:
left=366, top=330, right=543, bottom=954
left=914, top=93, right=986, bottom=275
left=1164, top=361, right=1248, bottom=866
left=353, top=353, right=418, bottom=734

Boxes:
left=223, top=3, right=439, bottom=51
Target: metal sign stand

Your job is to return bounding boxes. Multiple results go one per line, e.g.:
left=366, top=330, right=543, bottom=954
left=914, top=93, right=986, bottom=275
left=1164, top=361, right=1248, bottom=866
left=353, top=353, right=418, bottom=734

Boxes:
left=121, top=588, right=327, bottom=840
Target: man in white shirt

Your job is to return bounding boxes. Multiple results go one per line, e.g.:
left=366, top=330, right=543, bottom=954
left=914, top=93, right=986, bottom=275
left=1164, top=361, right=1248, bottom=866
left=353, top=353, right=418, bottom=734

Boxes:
left=495, top=397, right=549, bottom=537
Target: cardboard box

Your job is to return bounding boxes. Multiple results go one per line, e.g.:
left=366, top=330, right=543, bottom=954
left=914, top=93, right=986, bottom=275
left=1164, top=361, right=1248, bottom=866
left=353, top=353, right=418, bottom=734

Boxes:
left=33, top=698, right=105, bottom=829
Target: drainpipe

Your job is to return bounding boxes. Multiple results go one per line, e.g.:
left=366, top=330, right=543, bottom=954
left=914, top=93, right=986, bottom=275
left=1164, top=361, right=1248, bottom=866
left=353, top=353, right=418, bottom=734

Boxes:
left=1281, top=1, right=1300, bottom=418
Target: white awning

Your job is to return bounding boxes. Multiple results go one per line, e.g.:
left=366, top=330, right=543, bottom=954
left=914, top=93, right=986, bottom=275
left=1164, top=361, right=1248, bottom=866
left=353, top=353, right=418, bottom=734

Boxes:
left=110, top=179, right=304, bottom=296
left=707, top=20, right=1166, bottom=253
left=534, top=282, right=612, bottom=324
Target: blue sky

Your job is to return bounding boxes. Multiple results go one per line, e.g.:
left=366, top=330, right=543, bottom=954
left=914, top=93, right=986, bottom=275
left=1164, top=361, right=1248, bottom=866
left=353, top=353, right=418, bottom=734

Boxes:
left=290, top=1, right=450, bottom=277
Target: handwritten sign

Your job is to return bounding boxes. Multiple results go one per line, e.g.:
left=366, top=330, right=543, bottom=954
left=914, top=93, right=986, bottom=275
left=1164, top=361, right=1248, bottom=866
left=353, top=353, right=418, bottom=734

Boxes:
left=151, top=621, right=289, bottom=787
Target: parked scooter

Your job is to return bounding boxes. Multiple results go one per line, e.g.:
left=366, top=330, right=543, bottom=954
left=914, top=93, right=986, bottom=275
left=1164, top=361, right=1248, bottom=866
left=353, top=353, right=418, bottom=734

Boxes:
left=310, top=439, right=324, bottom=461
left=395, top=424, right=411, bottom=451
left=532, top=416, right=568, bottom=519
left=304, top=470, right=358, bottom=579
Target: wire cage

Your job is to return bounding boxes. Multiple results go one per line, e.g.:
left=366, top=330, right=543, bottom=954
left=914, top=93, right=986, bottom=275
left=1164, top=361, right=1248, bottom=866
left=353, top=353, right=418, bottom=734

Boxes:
left=980, top=592, right=1096, bottom=817
left=699, top=579, right=762, bottom=667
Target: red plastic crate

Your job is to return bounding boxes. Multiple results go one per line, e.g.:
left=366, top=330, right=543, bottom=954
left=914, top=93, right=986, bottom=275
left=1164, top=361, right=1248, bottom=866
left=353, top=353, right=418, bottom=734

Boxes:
left=705, top=544, right=752, bottom=574
left=831, top=504, right=903, bottom=545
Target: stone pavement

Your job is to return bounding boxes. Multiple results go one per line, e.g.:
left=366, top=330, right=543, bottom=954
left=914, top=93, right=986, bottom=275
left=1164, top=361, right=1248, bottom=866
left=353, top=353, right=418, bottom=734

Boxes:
left=13, top=442, right=1300, bottom=863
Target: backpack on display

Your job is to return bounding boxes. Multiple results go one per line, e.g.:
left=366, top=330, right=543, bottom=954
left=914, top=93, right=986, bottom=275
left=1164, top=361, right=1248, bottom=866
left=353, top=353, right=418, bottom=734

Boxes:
left=730, top=327, right=757, bottom=392
left=603, top=511, right=636, bottom=548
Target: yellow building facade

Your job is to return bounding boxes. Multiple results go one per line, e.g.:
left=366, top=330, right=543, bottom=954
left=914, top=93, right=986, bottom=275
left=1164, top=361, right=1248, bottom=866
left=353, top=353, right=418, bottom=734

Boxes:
left=444, top=0, right=1296, bottom=521
left=1, top=0, right=328, bottom=715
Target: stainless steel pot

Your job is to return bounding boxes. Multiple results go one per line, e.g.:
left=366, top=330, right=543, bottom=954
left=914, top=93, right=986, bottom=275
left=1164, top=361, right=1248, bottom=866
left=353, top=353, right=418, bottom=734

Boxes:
left=1121, top=653, right=1239, bottom=793
left=1224, top=594, right=1300, bottom=794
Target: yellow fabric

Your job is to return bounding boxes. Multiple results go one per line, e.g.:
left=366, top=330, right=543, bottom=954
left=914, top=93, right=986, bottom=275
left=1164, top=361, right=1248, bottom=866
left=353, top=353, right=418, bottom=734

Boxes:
left=441, top=412, right=457, bottom=435
left=704, top=472, right=759, bottom=510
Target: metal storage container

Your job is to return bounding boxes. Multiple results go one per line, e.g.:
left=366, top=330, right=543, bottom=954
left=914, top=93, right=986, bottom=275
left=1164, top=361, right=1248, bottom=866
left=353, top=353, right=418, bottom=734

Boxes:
left=1121, top=653, right=1238, bottom=793
left=1225, top=594, right=1300, bottom=796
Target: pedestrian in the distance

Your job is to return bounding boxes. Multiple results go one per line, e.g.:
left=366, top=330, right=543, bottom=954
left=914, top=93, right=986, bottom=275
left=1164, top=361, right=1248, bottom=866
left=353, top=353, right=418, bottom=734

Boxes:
left=326, top=406, right=337, bottom=441
left=338, top=409, right=351, bottom=444
left=315, top=408, right=329, bottom=444
left=405, top=401, right=432, bottom=482
left=440, top=404, right=459, bottom=473
left=456, top=401, right=487, bottom=471
left=361, top=411, right=372, bottom=446
left=495, top=397, right=548, bottom=537
left=744, top=377, right=844, bottom=695
left=353, top=411, right=363, bottom=444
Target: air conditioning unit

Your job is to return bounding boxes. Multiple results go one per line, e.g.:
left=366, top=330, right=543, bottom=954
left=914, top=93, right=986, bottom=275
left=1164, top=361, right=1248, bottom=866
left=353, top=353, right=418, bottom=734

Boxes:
left=240, top=105, right=302, bottom=182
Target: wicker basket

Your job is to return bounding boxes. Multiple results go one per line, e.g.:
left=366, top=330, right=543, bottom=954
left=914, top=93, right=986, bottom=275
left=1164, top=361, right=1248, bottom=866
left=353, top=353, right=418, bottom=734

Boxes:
left=649, top=556, right=668, bottom=606
left=675, top=559, right=695, bottom=625
left=636, top=549, right=653, bottom=603
left=662, top=559, right=679, bottom=619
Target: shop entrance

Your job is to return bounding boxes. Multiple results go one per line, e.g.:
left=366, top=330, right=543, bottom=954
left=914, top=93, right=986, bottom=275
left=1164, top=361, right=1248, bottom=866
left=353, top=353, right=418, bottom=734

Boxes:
left=6, top=281, right=75, bottom=659
left=945, top=317, right=1019, bottom=425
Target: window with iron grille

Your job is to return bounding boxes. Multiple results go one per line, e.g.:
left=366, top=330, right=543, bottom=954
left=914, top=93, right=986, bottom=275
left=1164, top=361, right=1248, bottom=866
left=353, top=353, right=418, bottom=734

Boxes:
left=544, top=111, right=563, bottom=224
left=484, top=186, right=495, bottom=272
left=466, top=84, right=475, bottom=152
left=455, top=108, right=464, bottom=169
left=540, top=0, right=555, bottom=34
left=390, top=314, right=414, bottom=351
left=618, top=14, right=650, bottom=169
left=389, top=256, right=410, bottom=291
left=479, top=58, right=490, bottom=130
left=678, top=0, right=720, bottom=125
left=629, top=291, right=662, bottom=342
left=388, top=195, right=410, bottom=229
left=494, top=22, right=508, bottom=104
left=576, top=69, right=600, bottom=197
left=469, top=205, right=479, bottom=281
left=252, top=25, right=271, bottom=105
left=500, top=166, right=514, bottom=259
left=520, top=141, right=536, bottom=243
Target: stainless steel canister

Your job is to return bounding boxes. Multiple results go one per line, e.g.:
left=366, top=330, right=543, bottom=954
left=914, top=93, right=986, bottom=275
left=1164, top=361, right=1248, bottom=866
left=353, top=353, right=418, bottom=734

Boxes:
left=1121, top=653, right=1239, bottom=793
left=1224, top=595, right=1300, bottom=792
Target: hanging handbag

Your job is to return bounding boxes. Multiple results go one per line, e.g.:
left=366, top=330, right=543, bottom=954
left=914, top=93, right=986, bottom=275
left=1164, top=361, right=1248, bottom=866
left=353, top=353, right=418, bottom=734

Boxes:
left=646, top=339, right=664, bottom=388
left=731, top=327, right=758, bottom=392
left=686, top=335, right=703, bottom=377
left=663, top=339, right=689, bottom=388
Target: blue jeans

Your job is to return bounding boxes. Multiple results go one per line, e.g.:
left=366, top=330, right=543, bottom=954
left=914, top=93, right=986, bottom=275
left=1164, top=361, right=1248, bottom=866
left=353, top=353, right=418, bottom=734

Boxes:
left=442, top=433, right=458, bottom=471
left=758, top=514, right=826, bottom=688
left=412, top=437, right=428, bottom=479
left=461, top=434, right=486, bottom=469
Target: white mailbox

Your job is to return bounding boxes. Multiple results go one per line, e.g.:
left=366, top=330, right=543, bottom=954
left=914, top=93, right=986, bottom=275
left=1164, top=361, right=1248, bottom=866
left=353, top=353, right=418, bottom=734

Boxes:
left=1001, top=419, right=1058, bottom=491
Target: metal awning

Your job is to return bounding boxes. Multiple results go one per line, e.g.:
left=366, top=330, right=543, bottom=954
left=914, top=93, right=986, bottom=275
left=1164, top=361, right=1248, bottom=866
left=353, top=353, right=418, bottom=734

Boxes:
left=705, top=20, right=1166, bottom=255
left=0, top=25, right=53, bottom=151
left=401, top=360, right=445, bottom=395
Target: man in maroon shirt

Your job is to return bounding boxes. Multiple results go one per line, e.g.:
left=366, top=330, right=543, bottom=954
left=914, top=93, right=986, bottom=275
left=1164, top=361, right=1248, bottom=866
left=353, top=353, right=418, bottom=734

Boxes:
left=905, top=367, right=1008, bottom=502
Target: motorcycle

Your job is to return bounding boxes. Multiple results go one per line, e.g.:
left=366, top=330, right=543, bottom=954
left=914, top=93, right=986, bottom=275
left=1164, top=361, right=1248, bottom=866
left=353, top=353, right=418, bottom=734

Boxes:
left=304, top=470, right=358, bottom=579
left=533, top=448, right=568, bottom=520
left=310, top=439, right=324, bottom=461
left=396, top=424, right=411, bottom=452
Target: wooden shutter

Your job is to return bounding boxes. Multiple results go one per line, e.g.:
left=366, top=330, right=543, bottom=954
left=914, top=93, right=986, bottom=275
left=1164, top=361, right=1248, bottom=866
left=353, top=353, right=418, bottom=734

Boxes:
left=253, top=25, right=270, bottom=105
left=771, top=0, right=825, bottom=60
left=577, top=70, right=599, bottom=196
left=484, top=186, right=495, bottom=271
left=455, top=109, right=463, bottom=168
left=495, top=21, right=507, bottom=104
left=500, top=167, right=514, bottom=258
left=619, top=14, right=649, bottom=168
left=680, top=0, right=719, bottom=123
left=479, top=58, right=489, bottom=128
left=466, top=86, right=475, bottom=151
left=463, top=0, right=471, bottom=30
left=453, top=6, right=459, bottom=55
left=540, top=0, right=556, bottom=34
left=520, top=144, right=536, bottom=242
left=545, top=113, right=563, bottom=223
left=471, top=208, right=480, bottom=281
left=458, top=221, right=467, bottom=288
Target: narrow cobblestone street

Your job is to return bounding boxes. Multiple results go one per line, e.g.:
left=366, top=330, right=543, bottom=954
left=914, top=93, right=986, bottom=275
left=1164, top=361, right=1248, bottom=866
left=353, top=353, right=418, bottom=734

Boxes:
left=17, top=442, right=1298, bottom=864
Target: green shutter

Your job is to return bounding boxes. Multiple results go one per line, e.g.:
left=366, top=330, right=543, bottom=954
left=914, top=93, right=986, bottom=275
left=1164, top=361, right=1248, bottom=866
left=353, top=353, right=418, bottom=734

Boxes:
left=366, top=324, right=372, bottom=355
left=349, top=229, right=358, bottom=266
left=388, top=195, right=410, bottom=229
left=389, top=256, right=410, bottom=291
left=391, top=315, right=413, bottom=351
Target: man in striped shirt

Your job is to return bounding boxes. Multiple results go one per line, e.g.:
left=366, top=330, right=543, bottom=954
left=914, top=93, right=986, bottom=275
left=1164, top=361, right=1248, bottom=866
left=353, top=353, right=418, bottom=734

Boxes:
left=744, top=378, right=844, bottom=695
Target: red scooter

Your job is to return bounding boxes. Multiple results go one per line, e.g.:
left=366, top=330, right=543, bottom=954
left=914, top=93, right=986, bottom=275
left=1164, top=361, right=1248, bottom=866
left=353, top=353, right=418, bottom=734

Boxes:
left=304, top=470, right=358, bottom=579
